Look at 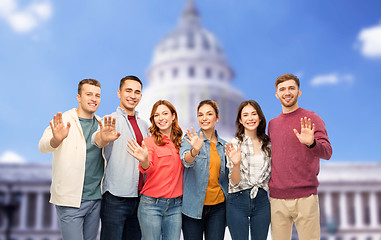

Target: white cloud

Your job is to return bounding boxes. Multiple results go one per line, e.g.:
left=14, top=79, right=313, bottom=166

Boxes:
left=0, top=151, right=26, bottom=163
left=0, top=0, right=52, bottom=33
left=357, top=22, right=381, bottom=58
left=310, top=73, right=354, bottom=87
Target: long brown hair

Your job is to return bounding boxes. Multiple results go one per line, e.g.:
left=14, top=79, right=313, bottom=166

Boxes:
left=149, top=100, right=183, bottom=150
left=234, top=100, right=271, bottom=158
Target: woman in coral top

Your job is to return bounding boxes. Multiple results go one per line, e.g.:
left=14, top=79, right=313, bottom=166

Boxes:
left=179, top=100, right=228, bottom=240
left=127, top=100, right=183, bottom=240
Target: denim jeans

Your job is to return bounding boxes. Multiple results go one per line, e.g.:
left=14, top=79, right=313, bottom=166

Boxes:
left=55, top=199, right=101, bottom=240
left=138, top=194, right=182, bottom=240
left=100, top=191, right=141, bottom=240
left=226, top=188, right=270, bottom=240
left=182, top=201, right=226, bottom=240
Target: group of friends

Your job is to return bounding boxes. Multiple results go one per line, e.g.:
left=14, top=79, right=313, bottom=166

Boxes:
left=39, top=73, right=332, bottom=240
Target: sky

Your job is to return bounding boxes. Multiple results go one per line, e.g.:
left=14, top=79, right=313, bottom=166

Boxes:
left=0, top=0, right=380, bottom=163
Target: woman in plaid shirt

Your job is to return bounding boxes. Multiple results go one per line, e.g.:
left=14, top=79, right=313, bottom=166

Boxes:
left=225, top=100, right=271, bottom=240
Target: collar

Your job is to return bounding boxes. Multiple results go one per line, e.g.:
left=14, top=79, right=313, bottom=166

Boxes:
left=197, top=128, right=224, bottom=146
left=117, top=106, right=139, bottom=118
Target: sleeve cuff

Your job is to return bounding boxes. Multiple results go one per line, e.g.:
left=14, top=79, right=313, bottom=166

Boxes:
left=307, top=139, right=316, bottom=148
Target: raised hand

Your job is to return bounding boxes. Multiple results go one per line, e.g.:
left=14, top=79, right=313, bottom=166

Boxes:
left=184, top=127, right=204, bottom=153
left=127, top=139, right=149, bottom=163
left=99, top=116, right=121, bottom=144
left=50, top=112, right=71, bottom=145
left=293, top=117, right=315, bottom=146
left=225, top=143, right=241, bottom=166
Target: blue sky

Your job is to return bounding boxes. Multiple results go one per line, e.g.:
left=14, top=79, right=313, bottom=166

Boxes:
left=0, top=0, right=380, bottom=163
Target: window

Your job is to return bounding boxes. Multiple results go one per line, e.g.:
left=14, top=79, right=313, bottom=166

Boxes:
left=172, top=68, right=178, bottom=78
left=205, top=68, right=211, bottom=78
left=218, top=71, right=224, bottom=80
left=202, top=35, right=210, bottom=50
left=188, top=67, right=195, bottom=78
left=187, top=32, right=195, bottom=49
left=27, top=193, right=37, bottom=228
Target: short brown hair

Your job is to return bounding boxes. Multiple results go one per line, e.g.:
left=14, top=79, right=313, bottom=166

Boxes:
left=78, top=79, right=101, bottom=95
left=275, top=74, right=300, bottom=89
left=120, top=75, right=143, bottom=90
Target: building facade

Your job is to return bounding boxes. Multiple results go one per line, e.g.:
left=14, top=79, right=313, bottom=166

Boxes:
left=318, top=163, right=381, bottom=240
left=1, top=162, right=380, bottom=240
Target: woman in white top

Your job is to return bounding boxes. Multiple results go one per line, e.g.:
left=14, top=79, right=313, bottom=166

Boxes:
left=225, top=100, right=271, bottom=240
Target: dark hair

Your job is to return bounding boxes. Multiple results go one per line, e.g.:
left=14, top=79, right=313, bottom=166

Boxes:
left=119, top=75, right=143, bottom=90
left=78, top=79, right=101, bottom=95
left=275, top=73, right=300, bottom=89
left=234, top=100, right=271, bottom=158
left=197, top=99, right=219, bottom=117
left=149, top=100, right=183, bottom=150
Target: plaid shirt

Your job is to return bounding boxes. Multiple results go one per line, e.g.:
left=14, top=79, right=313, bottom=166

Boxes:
left=226, top=136, right=271, bottom=199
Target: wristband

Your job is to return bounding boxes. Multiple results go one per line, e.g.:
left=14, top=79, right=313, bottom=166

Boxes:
left=307, top=139, right=316, bottom=148
left=190, top=148, right=197, bottom=158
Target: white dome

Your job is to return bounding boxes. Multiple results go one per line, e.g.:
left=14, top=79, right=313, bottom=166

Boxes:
left=147, top=0, right=233, bottom=83
left=151, top=23, right=229, bottom=66
left=138, top=0, right=244, bottom=140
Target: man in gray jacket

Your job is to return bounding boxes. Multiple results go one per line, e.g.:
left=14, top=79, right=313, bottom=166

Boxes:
left=93, top=75, right=150, bottom=240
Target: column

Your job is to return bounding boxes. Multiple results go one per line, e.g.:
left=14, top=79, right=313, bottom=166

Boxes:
left=369, top=191, right=379, bottom=228
left=35, top=191, right=44, bottom=230
left=339, top=191, right=349, bottom=229
left=354, top=191, right=364, bottom=228
left=19, top=192, right=28, bottom=230
left=324, top=192, right=333, bottom=222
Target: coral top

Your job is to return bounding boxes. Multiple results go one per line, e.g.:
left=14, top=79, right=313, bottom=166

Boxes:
left=139, top=136, right=184, bottom=198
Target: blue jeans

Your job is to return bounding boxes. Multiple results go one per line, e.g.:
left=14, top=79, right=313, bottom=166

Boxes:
left=226, top=188, right=270, bottom=240
left=55, top=199, right=101, bottom=240
left=138, top=194, right=182, bottom=240
left=100, top=191, right=141, bottom=240
left=182, top=201, right=226, bottom=240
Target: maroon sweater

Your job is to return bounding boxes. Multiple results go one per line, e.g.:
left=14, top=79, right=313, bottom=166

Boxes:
left=268, top=107, right=332, bottom=199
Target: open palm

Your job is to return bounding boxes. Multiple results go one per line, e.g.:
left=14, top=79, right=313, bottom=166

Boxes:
left=293, top=117, right=315, bottom=146
left=225, top=143, right=241, bottom=166
left=99, top=116, right=121, bottom=143
left=50, top=112, right=71, bottom=142
left=127, top=139, right=148, bottom=163
left=184, top=127, right=204, bottom=152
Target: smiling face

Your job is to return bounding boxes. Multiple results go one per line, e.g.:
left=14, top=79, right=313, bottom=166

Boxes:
left=76, top=83, right=101, bottom=118
left=153, top=104, right=175, bottom=136
left=197, top=104, right=219, bottom=132
left=275, top=79, right=302, bottom=113
left=239, top=104, right=260, bottom=134
left=117, top=80, right=142, bottom=115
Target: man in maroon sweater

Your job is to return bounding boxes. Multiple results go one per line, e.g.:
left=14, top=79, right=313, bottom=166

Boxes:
left=268, top=73, right=332, bottom=240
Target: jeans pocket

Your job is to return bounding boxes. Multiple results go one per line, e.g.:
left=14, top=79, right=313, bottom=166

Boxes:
left=140, top=195, right=156, bottom=205
left=227, top=191, right=243, bottom=202
left=103, top=192, right=126, bottom=204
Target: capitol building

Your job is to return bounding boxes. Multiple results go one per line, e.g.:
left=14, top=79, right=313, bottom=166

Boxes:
left=1, top=1, right=380, bottom=240
left=137, top=0, right=243, bottom=138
